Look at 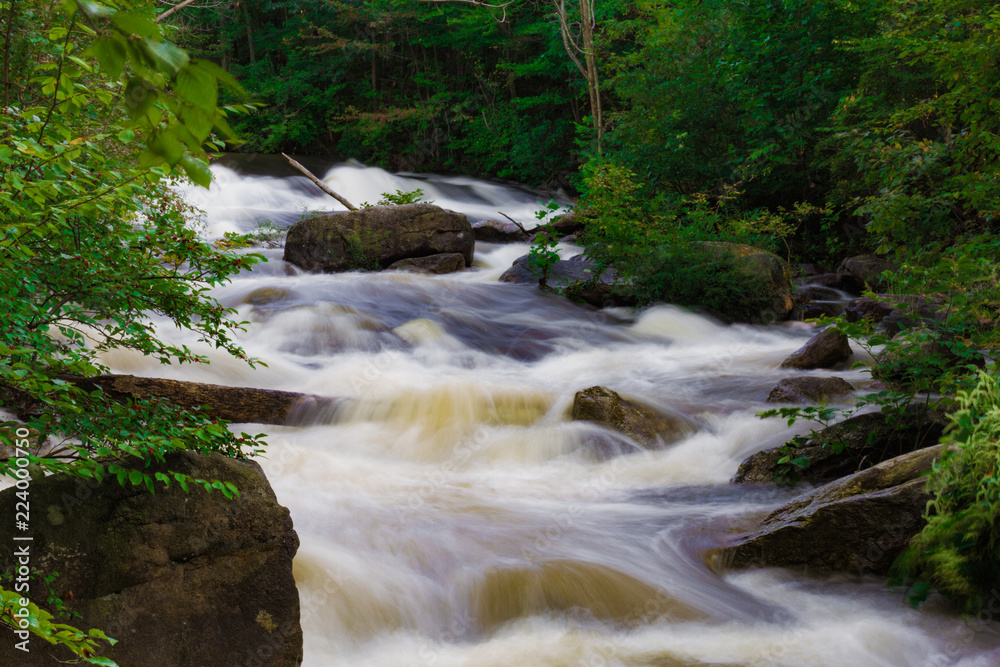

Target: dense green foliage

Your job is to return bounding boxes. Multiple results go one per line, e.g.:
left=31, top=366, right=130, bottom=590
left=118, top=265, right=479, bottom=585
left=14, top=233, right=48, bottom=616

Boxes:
left=169, top=0, right=632, bottom=185
left=1, top=0, right=262, bottom=658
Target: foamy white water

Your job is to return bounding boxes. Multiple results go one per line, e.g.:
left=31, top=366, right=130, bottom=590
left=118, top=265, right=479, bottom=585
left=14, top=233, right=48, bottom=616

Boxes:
left=103, top=161, right=1000, bottom=666
left=176, top=158, right=569, bottom=238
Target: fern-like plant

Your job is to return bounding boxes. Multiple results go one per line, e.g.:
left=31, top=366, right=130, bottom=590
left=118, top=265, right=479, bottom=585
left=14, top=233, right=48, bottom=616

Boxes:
left=892, top=371, right=1000, bottom=611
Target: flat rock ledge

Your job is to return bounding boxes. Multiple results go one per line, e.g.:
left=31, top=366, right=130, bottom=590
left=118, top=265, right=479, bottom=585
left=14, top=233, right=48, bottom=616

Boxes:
left=712, top=445, right=943, bottom=575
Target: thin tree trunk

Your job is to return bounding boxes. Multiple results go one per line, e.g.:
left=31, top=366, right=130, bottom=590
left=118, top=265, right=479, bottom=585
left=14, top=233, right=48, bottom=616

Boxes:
left=242, top=0, right=256, bottom=62
left=2, top=0, right=19, bottom=109
left=579, top=0, right=602, bottom=153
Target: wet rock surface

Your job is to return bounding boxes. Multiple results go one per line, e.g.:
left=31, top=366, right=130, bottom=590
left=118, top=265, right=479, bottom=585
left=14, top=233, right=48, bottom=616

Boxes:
left=0, top=451, right=302, bottom=666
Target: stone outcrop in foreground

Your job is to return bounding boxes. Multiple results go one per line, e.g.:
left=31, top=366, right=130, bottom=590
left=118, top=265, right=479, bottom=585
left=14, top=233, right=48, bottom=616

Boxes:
left=0, top=451, right=302, bottom=666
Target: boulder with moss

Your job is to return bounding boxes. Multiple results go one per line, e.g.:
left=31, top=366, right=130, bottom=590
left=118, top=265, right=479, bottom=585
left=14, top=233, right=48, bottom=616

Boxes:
left=572, top=386, right=698, bottom=447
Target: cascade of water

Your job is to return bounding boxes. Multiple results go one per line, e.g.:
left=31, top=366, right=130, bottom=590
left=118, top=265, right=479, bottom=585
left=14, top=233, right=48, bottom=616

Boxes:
left=104, top=160, right=1000, bottom=666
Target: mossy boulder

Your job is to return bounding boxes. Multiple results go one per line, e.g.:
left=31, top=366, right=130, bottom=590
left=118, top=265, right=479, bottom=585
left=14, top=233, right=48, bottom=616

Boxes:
left=701, top=242, right=793, bottom=323
left=283, top=203, right=473, bottom=272
left=0, top=451, right=302, bottom=666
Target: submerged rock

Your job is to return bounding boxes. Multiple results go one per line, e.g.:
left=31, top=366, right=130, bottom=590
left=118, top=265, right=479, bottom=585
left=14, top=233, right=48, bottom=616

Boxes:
left=243, top=287, right=291, bottom=306
left=472, top=219, right=529, bottom=243
left=716, top=445, right=943, bottom=574
left=765, top=376, right=855, bottom=404
left=779, top=327, right=851, bottom=369
left=499, top=254, right=634, bottom=307
left=0, top=451, right=302, bottom=666
left=388, top=252, right=466, bottom=274
left=283, top=203, right=473, bottom=272
left=733, top=408, right=946, bottom=484
left=572, top=386, right=697, bottom=447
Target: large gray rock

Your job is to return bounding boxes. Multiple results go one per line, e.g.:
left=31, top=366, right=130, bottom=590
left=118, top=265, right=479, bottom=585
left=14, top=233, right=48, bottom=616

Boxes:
left=780, top=327, right=852, bottom=369
left=283, top=203, right=474, bottom=272
left=733, top=408, right=946, bottom=484
left=716, top=445, right=943, bottom=574
left=572, top=386, right=697, bottom=448
left=0, top=451, right=302, bottom=666
left=766, top=376, right=855, bottom=404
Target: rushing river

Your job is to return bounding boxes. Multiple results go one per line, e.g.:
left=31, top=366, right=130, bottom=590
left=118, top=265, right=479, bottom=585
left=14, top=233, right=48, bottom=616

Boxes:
left=106, top=158, right=999, bottom=666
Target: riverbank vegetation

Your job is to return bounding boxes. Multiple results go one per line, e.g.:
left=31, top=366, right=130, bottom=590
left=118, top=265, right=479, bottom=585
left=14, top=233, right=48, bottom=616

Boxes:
left=2, top=0, right=999, bottom=646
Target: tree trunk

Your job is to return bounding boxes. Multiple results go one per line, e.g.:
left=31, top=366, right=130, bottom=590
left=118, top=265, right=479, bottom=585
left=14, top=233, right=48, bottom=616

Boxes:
left=2, top=0, right=20, bottom=109
left=241, top=0, right=256, bottom=63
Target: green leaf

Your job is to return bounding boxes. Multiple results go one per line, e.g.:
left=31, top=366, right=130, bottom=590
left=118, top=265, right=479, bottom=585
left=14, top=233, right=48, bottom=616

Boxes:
left=111, top=11, right=158, bottom=38
left=128, top=469, right=143, bottom=486
left=140, top=39, right=189, bottom=76
left=178, top=154, right=212, bottom=188
left=90, top=35, right=128, bottom=80
left=175, top=63, right=218, bottom=112
left=123, top=77, right=157, bottom=121
left=149, top=131, right=185, bottom=167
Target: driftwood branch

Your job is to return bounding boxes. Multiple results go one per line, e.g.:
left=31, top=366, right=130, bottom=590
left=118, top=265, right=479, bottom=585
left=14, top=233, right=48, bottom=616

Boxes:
left=497, top=211, right=527, bottom=234
left=59, top=374, right=343, bottom=426
left=156, top=0, right=201, bottom=22
left=281, top=153, right=358, bottom=211
left=414, top=0, right=513, bottom=21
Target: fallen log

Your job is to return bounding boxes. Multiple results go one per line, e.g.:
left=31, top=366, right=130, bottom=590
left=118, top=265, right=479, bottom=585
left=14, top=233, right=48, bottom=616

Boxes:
left=60, top=374, right=343, bottom=426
